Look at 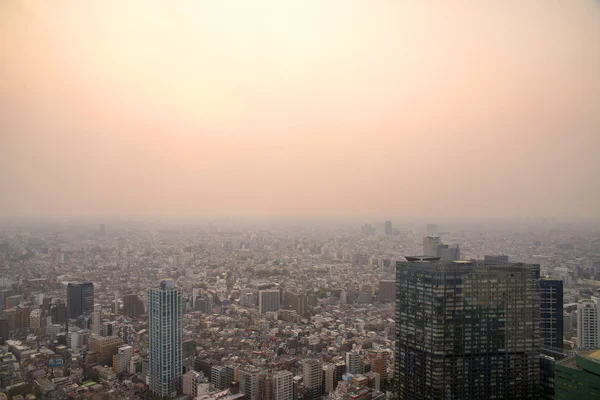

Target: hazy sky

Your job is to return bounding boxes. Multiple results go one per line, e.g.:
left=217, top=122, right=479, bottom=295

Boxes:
left=1, top=0, right=599, bottom=219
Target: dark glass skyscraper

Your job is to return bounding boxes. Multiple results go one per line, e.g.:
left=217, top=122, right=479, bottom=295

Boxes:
left=67, top=282, right=94, bottom=319
left=540, top=279, right=564, bottom=350
left=395, top=258, right=541, bottom=399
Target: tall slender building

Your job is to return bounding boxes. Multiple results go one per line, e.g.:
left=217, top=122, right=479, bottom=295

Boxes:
left=91, top=304, right=102, bottom=336
left=148, top=279, right=183, bottom=397
left=577, top=299, right=599, bottom=349
left=395, top=258, right=541, bottom=399
left=540, top=279, right=564, bottom=350
left=67, top=282, right=94, bottom=320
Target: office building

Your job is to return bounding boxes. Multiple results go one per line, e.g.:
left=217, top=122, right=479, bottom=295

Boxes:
left=384, top=221, right=392, bottom=236
left=368, top=349, right=391, bottom=383
left=283, top=290, right=307, bottom=317
left=422, top=236, right=441, bottom=257
left=239, top=366, right=261, bottom=400
left=423, top=237, right=460, bottom=261
left=426, top=224, right=438, bottom=237
left=325, top=361, right=346, bottom=393
left=67, top=282, right=94, bottom=319
left=540, top=279, right=564, bottom=350
left=272, top=370, right=293, bottom=400
left=0, top=288, right=14, bottom=312
left=485, top=254, right=509, bottom=264
left=303, top=359, right=323, bottom=400
left=29, top=308, right=42, bottom=335
left=224, top=364, right=238, bottom=389
left=211, top=365, right=227, bottom=390
left=395, top=259, right=541, bottom=399
left=68, top=328, right=90, bottom=348
left=0, top=318, right=8, bottom=340
left=555, top=349, right=600, bottom=399
left=123, top=294, right=145, bottom=319
left=91, top=304, right=102, bottom=336
left=101, top=321, right=116, bottom=337
left=90, top=334, right=123, bottom=365
left=112, top=345, right=133, bottom=375
left=50, top=299, right=67, bottom=325
left=346, top=350, right=361, bottom=375
left=437, top=244, right=460, bottom=262
left=183, top=370, right=201, bottom=397
left=377, top=280, right=395, bottom=303
left=577, top=299, right=599, bottom=349
left=5, top=295, right=22, bottom=309
left=592, top=260, right=600, bottom=280
left=258, top=290, right=280, bottom=314
left=148, top=279, right=183, bottom=397
left=258, top=371, right=274, bottom=400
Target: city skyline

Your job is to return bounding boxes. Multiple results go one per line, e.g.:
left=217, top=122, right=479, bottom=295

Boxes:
left=2, top=0, right=600, bottom=220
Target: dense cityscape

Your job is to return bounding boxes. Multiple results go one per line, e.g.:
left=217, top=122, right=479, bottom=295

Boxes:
left=3, top=1, right=600, bottom=399
left=0, top=219, right=599, bottom=399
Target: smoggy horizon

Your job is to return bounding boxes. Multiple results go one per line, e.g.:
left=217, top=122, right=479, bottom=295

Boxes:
left=2, top=1, right=600, bottom=220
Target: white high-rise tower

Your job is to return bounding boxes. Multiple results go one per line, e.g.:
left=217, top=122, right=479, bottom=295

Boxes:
left=149, top=279, right=183, bottom=397
left=577, top=298, right=599, bottom=349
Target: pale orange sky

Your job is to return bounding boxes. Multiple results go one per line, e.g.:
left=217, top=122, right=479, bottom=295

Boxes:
left=1, top=0, right=599, bottom=219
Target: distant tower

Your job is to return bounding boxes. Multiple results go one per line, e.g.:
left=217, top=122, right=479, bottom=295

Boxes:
left=148, top=279, right=183, bottom=397
left=422, top=236, right=441, bottom=257
left=426, top=223, right=438, bottom=237
left=99, top=224, right=106, bottom=236
left=67, top=282, right=94, bottom=320
left=114, top=291, right=119, bottom=314
left=384, top=221, right=393, bottom=236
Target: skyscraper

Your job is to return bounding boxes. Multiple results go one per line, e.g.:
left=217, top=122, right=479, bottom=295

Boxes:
left=395, top=258, right=541, bottom=399
left=384, top=221, right=392, bottom=235
left=148, top=279, right=183, bottom=397
left=540, top=279, right=564, bottom=350
left=258, top=290, right=280, bottom=314
left=67, top=282, right=94, bottom=320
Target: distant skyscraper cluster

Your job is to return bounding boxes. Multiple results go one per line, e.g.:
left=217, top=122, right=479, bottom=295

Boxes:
left=422, top=236, right=460, bottom=261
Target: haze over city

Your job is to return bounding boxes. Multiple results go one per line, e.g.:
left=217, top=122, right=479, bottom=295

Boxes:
left=2, top=0, right=600, bottom=220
